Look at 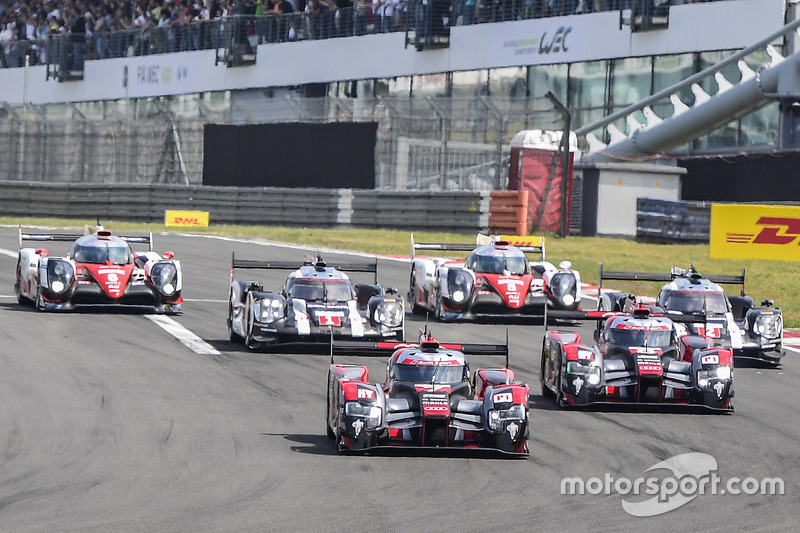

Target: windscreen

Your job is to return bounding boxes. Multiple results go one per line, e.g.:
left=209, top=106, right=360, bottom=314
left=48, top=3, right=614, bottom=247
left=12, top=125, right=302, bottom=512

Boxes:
left=472, top=254, right=529, bottom=275
left=393, top=363, right=465, bottom=383
left=288, top=279, right=353, bottom=301
left=664, top=291, right=728, bottom=314
left=71, top=244, right=133, bottom=265
left=606, top=328, right=673, bottom=348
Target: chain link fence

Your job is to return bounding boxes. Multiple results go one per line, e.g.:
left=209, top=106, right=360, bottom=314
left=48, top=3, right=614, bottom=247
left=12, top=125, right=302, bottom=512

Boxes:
left=0, top=94, right=566, bottom=191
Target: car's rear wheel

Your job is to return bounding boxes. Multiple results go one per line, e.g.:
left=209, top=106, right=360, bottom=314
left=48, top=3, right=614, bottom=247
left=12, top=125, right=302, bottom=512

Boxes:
left=227, top=302, right=243, bottom=343
left=15, top=261, right=29, bottom=305
left=408, top=268, right=424, bottom=315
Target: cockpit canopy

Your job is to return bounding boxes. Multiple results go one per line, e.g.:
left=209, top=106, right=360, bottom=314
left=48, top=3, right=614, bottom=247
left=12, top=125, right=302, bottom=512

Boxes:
left=466, top=247, right=529, bottom=275
left=284, top=278, right=354, bottom=302
left=605, top=327, right=674, bottom=348
left=658, top=290, right=729, bottom=315
left=390, top=362, right=468, bottom=384
left=69, top=238, right=134, bottom=265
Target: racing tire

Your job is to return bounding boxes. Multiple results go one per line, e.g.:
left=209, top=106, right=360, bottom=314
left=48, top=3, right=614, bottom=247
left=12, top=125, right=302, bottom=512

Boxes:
left=408, top=268, right=424, bottom=316
left=34, top=285, right=45, bottom=311
left=540, top=347, right=555, bottom=398
left=14, top=262, right=30, bottom=305
left=325, top=393, right=336, bottom=440
left=227, top=303, right=244, bottom=344
left=555, top=368, right=567, bottom=409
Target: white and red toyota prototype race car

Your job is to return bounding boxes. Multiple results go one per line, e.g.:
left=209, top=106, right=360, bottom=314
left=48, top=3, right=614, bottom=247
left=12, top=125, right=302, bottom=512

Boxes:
left=408, top=234, right=581, bottom=321
left=15, top=226, right=183, bottom=313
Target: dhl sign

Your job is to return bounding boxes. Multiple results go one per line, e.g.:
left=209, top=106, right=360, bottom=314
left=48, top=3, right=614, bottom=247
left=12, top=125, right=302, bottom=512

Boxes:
left=710, top=204, right=800, bottom=261
left=496, top=235, right=544, bottom=247
left=164, top=210, right=209, bottom=227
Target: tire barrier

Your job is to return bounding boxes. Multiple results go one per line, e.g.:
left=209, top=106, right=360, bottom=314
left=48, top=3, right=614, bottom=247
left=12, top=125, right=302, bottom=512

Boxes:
left=0, top=181, right=488, bottom=234
left=636, top=197, right=711, bottom=243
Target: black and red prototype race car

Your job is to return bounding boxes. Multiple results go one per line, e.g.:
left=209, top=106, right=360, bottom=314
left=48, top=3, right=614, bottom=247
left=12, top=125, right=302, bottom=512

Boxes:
left=228, top=254, right=404, bottom=350
left=326, top=331, right=530, bottom=455
left=15, top=226, right=183, bottom=313
left=408, top=234, right=581, bottom=321
left=540, top=306, right=734, bottom=411
left=598, top=265, right=784, bottom=366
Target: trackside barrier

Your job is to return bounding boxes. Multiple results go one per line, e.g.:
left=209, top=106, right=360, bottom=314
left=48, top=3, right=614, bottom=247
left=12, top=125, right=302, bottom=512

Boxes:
left=488, top=190, right=529, bottom=235
left=0, top=182, right=488, bottom=233
left=636, top=197, right=711, bottom=243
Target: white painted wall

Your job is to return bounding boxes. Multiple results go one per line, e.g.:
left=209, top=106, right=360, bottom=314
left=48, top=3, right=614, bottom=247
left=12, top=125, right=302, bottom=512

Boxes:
left=594, top=163, right=685, bottom=236
left=0, top=0, right=785, bottom=106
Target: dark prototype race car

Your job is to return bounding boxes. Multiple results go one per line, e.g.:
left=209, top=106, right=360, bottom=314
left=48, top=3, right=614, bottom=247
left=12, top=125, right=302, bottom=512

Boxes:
left=540, top=306, right=734, bottom=411
left=408, top=234, right=581, bottom=322
left=598, top=265, right=784, bottom=366
left=326, top=330, right=530, bottom=455
left=15, top=226, right=183, bottom=313
left=228, top=254, right=404, bottom=350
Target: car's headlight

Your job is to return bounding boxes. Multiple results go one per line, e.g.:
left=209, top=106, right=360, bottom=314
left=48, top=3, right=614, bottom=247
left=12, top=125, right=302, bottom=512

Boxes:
left=374, top=300, right=403, bottom=327
left=565, top=361, right=601, bottom=386
left=489, top=404, right=526, bottom=431
left=753, top=314, right=782, bottom=339
left=150, top=262, right=178, bottom=296
left=697, top=366, right=732, bottom=388
left=47, top=260, right=74, bottom=293
left=345, top=402, right=382, bottom=429
left=448, top=270, right=473, bottom=303
left=254, top=298, right=284, bottom=323
left=550, top=272, right=577, bottom=306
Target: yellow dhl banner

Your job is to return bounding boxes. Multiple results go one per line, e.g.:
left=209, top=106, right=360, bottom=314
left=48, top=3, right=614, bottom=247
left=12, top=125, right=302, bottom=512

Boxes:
left=710, top=204, right=800, bottom=261
left=476, top=234, right=544, bottom=247
left=164, top=210, right=209, bottom=227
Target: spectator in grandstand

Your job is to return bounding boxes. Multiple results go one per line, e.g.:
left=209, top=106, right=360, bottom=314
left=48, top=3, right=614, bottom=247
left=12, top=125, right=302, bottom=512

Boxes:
left=304, top=0, right=324, bottom=39
left=0, top=16, right=19, bottom=68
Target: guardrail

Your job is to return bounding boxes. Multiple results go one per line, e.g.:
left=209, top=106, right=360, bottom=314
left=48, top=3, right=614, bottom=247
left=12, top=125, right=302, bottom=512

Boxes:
left=0, top=182, right=488, bottom=233
left=636, top=197, right=711, bottom=243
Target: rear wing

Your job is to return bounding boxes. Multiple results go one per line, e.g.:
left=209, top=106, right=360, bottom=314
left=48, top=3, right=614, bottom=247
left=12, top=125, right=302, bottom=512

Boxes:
left=411, top=233, right=545, bottom=261
left=230, top=253, right=379, bottom=283
left=598, top=263, right=746, bottom=297
left=333, top=329, right=511, bottom=367
left=19, top=226, right=153, bottom=251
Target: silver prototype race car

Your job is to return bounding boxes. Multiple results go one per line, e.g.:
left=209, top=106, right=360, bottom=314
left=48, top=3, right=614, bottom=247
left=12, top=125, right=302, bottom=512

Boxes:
left=228, top=254, right=405, bottom=351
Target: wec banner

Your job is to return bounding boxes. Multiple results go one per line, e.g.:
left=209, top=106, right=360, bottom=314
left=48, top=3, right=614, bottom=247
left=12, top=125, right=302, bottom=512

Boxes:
left=710, top=204, right=800, bottom=261
left=165, top=210, right=209, bottom=227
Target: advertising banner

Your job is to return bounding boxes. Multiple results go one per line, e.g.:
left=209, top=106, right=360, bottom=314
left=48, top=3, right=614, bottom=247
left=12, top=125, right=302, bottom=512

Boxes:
left=710, top=204, right=800, bottom=260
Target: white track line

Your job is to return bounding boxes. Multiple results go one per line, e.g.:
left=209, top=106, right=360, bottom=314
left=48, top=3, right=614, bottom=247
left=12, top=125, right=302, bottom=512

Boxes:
left=145, top=314, right=220, bottom=356
left=0, top=248, right=17, bottom=258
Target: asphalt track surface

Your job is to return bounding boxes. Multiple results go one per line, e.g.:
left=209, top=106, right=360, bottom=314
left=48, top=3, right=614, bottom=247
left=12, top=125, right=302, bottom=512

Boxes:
left=0, top=229, right=796, bottom=532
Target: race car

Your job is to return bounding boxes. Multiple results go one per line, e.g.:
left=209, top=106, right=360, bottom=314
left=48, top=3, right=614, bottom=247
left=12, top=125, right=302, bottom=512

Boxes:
left=326, top=329, right=530, bottom=455
left=598, top=265, right=784, bottom=366
left=408, top=234, right=581, bottom=321
left=227, top=254, right=404, bottom=350
left=540, top=306, right=734, bottom=411
left=14, top=226, right=183, bottom=313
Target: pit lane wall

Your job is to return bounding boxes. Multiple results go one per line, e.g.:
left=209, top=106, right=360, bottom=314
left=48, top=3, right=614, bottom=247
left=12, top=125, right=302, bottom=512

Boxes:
left=0, top=182, right=488, bottom=233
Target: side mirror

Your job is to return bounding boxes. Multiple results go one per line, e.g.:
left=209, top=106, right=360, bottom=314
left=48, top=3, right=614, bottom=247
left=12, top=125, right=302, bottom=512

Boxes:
left=761, top=299, right=774, bottom=307
left=593, top=328, right=600, bottom=342
left=385, top=287, right=398, bottom=295
left=558, top=260, right=572, bottom=270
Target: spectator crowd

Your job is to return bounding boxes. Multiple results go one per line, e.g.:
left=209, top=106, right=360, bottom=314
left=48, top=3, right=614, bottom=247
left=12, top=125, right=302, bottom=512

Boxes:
left=0, top=0, right=709, bottom=69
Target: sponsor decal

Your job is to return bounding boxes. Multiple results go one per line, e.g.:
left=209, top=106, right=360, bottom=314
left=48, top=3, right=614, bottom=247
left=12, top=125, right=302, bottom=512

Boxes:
left=357, top=388, right=375, bottom=400
left=507, top=422, right=519, bottom=440
left=711, top=204, right=800, bottom=261
left=421, top=392, right=450, bottom=416
left=616, top=323, right=670, bottom=331
left=577, top=349, right=593, bottom=360
left=494, top=235, right=545, bottom=247
left=636, top=354, right=663, bottom=374
left=317, top=311, right=343, bottom=326
left=561, top=452, right=784, bottom=517
left=494, top=392, right=513, bottom=403
left=164, top=210, right=210, bottom=227
left=701, top=354, right=719, bottom=365
left=352, top=418, right=364, bottom=438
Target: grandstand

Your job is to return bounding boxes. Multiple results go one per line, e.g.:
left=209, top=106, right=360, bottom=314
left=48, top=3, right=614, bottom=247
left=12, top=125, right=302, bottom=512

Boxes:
left=0, top=0, right=796, bottom=197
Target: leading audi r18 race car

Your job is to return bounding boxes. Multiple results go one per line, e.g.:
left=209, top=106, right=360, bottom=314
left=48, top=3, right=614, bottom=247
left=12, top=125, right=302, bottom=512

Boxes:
left=326, top=330, right=530, bottom=455
left=408, top=234, right=581, bottom=321
left=15, top=226, right=183, bottom=313
left=598, top=265, right=784, bottom=366
left=540, top=306, right=734, bottom=411
left=228, top=254, right=404, bottom=350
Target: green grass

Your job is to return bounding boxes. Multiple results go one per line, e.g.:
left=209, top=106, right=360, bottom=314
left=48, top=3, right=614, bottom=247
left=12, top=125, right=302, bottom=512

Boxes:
left=6, top=217, right=800, bottom=327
